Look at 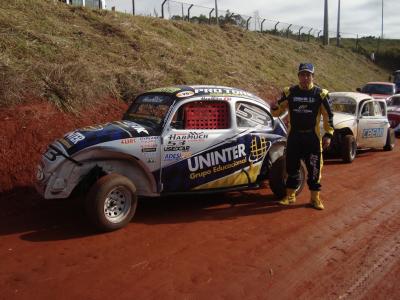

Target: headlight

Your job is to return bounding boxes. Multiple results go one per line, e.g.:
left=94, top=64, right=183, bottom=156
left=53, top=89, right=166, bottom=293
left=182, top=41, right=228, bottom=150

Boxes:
left=36, top=164, right=44, bottom=181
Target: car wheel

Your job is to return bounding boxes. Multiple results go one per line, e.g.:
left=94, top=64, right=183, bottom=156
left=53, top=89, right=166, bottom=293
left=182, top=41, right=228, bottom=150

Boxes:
left=268, top=156, right=306, bottom=199
left=383, top=128, right=395, bottom=151
left=85, top=173, right=137, bottom=232
left=341, top=135, right=356, bottom=163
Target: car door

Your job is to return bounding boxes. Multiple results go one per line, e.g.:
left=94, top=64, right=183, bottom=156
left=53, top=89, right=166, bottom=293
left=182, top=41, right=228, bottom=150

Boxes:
left=357, top=100, right=388, bottom=148
left=160, top=98, right=248, bottom=193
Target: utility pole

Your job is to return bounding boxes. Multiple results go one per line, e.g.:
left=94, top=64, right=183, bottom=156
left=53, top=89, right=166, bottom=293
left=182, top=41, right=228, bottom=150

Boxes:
left=336, top=0, right=341, bottom=46
left=381, top=0, right=384, bottom=38
left=132, top=0, right=135, bottom=15
left=215, top=0, right=219, bottom=25
left=323, top=0, right=329, bottom=45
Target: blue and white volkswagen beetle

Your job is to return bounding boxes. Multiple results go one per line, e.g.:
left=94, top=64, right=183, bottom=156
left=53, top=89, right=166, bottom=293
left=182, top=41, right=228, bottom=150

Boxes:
left=36, top=85, right=305, bottom=231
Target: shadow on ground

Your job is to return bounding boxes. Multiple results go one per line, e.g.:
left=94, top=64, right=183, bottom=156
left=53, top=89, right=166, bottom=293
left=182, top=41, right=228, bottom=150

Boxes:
left=0, top=186, right=309, bottom=242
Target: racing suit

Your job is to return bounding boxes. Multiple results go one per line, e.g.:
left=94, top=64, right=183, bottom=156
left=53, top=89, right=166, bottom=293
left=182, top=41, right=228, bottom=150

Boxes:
left=271, top=84, right=334, bottom=191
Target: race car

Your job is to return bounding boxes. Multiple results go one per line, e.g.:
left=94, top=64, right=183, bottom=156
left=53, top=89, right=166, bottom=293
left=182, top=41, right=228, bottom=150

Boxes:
left=322, top=92, right=395, bottom=163
left=356, top=82, right=396, bottom=103
left=35, top=85, right=306, bottom=231
left=387, top=94, right=400, bottom=133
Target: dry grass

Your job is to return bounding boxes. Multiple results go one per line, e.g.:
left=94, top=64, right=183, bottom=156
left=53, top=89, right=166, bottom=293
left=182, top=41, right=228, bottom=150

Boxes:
left=0, top=0, right=397, bottom=112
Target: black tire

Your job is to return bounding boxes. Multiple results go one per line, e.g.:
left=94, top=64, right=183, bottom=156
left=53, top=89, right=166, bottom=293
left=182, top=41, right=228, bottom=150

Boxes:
left=85, top=173, right=137, bottom=232
left=268, top=156, right=306, bottom=199
left=341, top=135, right=356, bottom=163
left=383, top=128, right=395, bottom=151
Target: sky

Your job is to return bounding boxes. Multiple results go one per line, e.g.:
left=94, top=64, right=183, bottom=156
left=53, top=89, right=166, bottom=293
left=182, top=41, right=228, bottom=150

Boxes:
left=105, top=0, right=400, bottom=39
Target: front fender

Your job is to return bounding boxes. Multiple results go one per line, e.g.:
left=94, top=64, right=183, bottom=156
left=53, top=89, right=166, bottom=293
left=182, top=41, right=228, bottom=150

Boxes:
left=42, top=148, right=158, bottom=199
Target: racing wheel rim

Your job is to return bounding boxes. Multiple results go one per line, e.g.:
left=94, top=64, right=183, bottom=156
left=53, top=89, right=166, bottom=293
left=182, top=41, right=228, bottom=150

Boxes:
left=103, top=186, right=132, bottom=223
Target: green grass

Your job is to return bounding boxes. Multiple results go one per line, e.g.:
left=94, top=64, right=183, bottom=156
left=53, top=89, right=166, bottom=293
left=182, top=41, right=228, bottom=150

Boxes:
left=0, top=0, right=399, bottom=112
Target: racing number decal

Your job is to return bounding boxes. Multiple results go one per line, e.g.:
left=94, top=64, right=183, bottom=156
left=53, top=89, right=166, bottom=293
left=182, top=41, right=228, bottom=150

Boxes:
left=236, top=103, right=269, bottom=126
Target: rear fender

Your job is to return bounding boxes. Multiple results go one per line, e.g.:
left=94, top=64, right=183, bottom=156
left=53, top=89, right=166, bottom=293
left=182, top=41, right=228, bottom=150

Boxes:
left=257, top=140, right=286, bottom=180
left=331, top=128, right=355, bottom=152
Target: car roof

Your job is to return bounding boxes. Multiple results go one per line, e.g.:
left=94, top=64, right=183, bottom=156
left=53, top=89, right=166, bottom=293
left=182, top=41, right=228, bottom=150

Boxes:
left=365, top=81, right=395, bottom=86
left=330, top=92, right=374, bottom=103
left=142, top=85, right=268, bottom=106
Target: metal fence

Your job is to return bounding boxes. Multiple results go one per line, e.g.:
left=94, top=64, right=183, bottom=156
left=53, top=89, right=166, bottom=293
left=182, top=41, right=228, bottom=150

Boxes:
left=158, top=0, right=367, bottom=47
left=65, top=0, right=370, bottom=49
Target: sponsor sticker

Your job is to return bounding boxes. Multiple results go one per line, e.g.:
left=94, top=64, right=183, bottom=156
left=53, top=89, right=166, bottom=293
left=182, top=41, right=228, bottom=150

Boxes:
left=150, top=87, right=181, bottom=93
left=121, top=138, right=136, bottom=144
left=188, top=144, right=247, bottom=171
left=176, top=91, right=195, bottom=98
left=164, top=152, right=192, bottom=161
left=362, top=128, right=384, bottom=138
left=164, top=146, right=190, bottom=151
left=129, top=123, right=149, bottom=135
left=65, top=132, right=85, bottom=144
left=200, top=96, right=231, bottom=101
left=142, top=147, right=157, bottom=152
left=141, top=95, right=166, bottom=103
left=80, top=125, right=104, bottom=132
left=249, top=137, right=270, bottom=162
left=139, top=136, right=158, bottom=141
left=168, top=132, right=208, bottom=141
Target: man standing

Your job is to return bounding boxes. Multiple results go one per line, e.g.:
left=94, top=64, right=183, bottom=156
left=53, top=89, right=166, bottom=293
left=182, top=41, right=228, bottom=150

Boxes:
left=271, top=63, right=334, bottom=210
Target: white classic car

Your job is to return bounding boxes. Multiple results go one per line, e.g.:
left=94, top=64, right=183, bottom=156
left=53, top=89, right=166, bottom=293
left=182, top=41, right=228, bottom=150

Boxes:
left=323, top=92, right=395, bottom=162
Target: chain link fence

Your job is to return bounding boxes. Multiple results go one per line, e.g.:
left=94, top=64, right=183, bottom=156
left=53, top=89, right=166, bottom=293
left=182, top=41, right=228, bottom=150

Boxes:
left=65, top=0, right=372, bottom=50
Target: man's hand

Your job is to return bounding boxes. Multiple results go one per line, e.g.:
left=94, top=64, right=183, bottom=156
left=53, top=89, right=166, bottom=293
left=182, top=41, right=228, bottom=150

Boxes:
left=322, top=136, right=331, bottom=150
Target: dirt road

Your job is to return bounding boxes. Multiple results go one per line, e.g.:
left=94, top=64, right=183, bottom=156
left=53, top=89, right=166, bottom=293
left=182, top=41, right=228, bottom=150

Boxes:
left=1, top=144, right=399, bottom=300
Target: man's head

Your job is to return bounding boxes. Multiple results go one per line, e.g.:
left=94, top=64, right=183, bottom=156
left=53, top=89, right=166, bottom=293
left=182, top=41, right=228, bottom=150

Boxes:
left=298, top=63, right=314, bottom=89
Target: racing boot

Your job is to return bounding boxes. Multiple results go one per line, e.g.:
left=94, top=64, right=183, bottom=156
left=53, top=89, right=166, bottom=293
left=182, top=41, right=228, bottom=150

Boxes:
left=279, top=188, right=296, bottom=205
left=310, top=191, right=324, bottom=210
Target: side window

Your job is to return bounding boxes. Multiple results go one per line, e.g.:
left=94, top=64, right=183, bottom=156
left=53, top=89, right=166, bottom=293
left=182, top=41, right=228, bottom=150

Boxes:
left=236, top=102, right=273, bottom=129
left=171, top=101, right=230, bottom=130
left=361, top=102, right=374, bottom=117
left=373, top=102, right=384, bottom=116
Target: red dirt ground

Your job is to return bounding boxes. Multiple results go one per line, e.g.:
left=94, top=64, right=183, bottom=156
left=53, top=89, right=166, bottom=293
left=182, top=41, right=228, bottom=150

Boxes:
left=0, top=99, right=128, bottom=192
left=0, top=100, right=399, bottom=299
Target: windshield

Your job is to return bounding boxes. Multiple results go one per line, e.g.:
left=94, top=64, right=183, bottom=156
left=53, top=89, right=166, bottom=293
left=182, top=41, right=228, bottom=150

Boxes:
left=361, top=84, right=394, bottom=95
left=390, top=96, right=400, bottom=106
left=331, top=97, right=357, bottom=115
left=124, top=94, right=174, bottom=129
left=394, top=73, right=400, bottom=83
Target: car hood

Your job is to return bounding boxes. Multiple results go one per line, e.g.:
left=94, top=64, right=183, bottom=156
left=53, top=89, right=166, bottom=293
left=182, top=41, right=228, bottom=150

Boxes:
left=370, top=93, right=390, bottom=100
left=332, top=112, right=356, bottom=128
left=58, top=120, right=155, bottom=155
left=387, top=106, right=400, bottom=112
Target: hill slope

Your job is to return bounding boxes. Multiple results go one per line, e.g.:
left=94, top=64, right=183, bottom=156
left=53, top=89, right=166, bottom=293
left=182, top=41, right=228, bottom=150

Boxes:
left=0, top=0, right=396, bottom=192
left=0, top=0, right=393, bottom=110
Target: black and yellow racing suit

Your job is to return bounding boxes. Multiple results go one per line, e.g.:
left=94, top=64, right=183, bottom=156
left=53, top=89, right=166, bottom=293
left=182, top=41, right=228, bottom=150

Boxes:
left=271, top=84, right=334, bottom=191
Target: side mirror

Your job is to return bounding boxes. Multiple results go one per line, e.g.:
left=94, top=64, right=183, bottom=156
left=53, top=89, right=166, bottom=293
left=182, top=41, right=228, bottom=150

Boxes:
left=356, top=87, right=361, bottom=92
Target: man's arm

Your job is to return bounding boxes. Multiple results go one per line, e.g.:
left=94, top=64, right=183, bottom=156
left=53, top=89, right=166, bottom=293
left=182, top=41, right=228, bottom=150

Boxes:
left=271, top=87, right=290, bottom=117
left=320, top=89, right=334, bottom=149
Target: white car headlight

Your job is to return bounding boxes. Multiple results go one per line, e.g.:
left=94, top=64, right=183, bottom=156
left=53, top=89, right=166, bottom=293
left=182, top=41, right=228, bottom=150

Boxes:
left=36, top=164, right=44, bottom=181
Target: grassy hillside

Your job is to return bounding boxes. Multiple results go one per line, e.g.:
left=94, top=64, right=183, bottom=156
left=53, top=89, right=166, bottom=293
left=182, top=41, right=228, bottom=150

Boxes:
left=340, top=37, right=400, bottom=72
left=0, top=0, right=396, bottom=113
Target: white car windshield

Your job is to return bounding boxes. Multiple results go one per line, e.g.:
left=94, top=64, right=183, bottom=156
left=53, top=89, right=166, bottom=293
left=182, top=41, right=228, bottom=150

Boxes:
left=331, top=97, right=357, bottom=115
